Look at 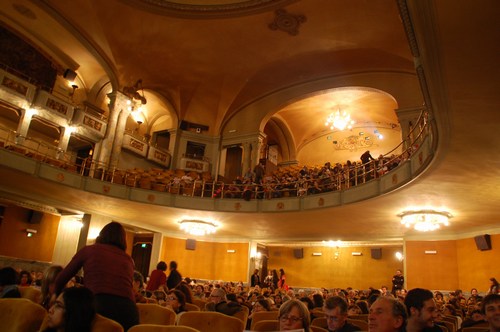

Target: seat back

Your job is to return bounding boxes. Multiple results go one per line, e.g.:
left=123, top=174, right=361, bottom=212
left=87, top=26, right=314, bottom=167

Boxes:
left=250, top=310, right=280, bottom=330
left=310, top=326, right=329, bottom=332
left=348, top=314, right=369, bottom=322
left=91, top=314, right=124, bottom=332
left=128, top=324, right=201, bottom=332
left=137, top=303, right=176, bottom=325
left=233, top=305, right=249, bottom=328
left=311, top=317, right=328, bottom=328
left=177, top=311, right=244, bottom=332
left=18, top=286, right=42, bottom=303
left=461, top=327, right=490, bottom=332
left=185, top=302, right=201, bottom=311
left=252, top=319, right=279, bottom=331
left=0, top=298, right=47, bottom=332
left=347, top=318, right=369, bottom=331
left=192, top=298, right=207, bottom=310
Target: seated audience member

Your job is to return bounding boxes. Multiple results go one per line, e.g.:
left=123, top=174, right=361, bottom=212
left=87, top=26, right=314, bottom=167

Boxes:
left=133, top=271, right=147, bottom=303
left=323, top=296, right=362, bottom=332
left=175, top=281, right=194, bottom=303
left=274, top=294, right=284, bottom=308
left=193, top=284, right=205, bottom=300
left=205, top=288, right=242, bottom=316
left=348, top=304, right=363, bottom=316
left=248, top=298, right=272, bottom=329
left=368, top=296, right=407, bottom=332
left=279, top=299, right=311, bottom=332
left=0, top=266, right=21, bottom=298
left=312, top=293, right=325, bottom=309
left=488, top=278, right=499, bottom=295
left=434, top=291, right=445, bottom=308
left=356, top=300, right=370, bottom=314
left=481, top=293, right=500, bottom=332
left=146, top=261, right=167, bottom=292
left=166, top=289, right=187, bottom=314
left=461, top=309, right=486, bottom=328
left=43, top=286, right=95, bottom=332
left=442, top=303, right=463, bottom=327
left=468, top=288, right=483, bottom=304
left=405, top=288, right=440, bottom=332
left=41, top=265, right=63, bottom=309
left=18, top=270, right=32, bottom=287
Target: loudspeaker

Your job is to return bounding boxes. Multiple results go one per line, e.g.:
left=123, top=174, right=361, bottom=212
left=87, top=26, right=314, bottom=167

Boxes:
left=63, top=69, right=77, bottom=81
left=186, top=239, right=196, bottom=250
left=474, top=234, right=491, bottom=251
left=371, top=248, right=382, bottom=259
left=293, top=248, right=304, bottom=259
left=28, top=210, right=43, bottom=224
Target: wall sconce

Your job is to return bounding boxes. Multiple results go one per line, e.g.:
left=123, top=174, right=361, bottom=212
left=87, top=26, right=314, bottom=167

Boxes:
left=395, top=251, right=404, bottom=261
left=227, top=249, right=236, bottom=253
left=312, top=252, right=322, bottom=256
left=69, top=84, right=78, bottom=97
left=351, top=252, right=362, bottom=256
left=26, top=228, right=37, bottom=237
left=424, top=250, right=437, bottom=254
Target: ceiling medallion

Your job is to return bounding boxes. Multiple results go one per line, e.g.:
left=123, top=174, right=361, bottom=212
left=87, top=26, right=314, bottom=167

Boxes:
left=269, top=8, right=306, bottom=35
left=126, top=0, right=299, bottom=18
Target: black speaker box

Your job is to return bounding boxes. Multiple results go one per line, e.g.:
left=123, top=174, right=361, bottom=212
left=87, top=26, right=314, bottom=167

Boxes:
left=186, top=238, right=196, bottom=250
left=28, top=210, right=43, bottom=224
left=293, top=248, right=304, bottom=259
left=474, top=234, right=491, bottom=251
left=371, top=248, right=382, bottom=259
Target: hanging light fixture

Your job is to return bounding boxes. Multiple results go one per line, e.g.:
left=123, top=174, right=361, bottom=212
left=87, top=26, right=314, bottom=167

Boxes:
left=179, top=219, right=217, bottom=236
left=398, top=210, right=452, bottom=232
left=325, top=108, right=355, bottom=131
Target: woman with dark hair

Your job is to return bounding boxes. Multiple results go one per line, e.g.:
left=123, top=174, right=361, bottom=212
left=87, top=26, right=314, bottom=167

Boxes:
left=146, top=261, right=167, bottom=292
left=18, top=270, right=32, bottom=286
left=176, top=281, right=194, bottom=303
left=166, top=289, right=187, bottom=314
left=43, top=286, right=95, bottom=332
left=53, top=222, right=139, bottom=331
left=278, top=269, right=287, bottom=290
left=488, top=277, right=499, bottom=295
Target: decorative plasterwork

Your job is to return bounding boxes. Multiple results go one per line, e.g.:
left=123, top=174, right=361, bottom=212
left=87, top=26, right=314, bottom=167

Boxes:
left=123, top=0, right=299, bottom=18
left=268, top=8, right=306, bottom=35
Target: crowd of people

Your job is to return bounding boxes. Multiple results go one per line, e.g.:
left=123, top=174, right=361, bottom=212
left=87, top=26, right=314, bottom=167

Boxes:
left=1, top=221, right=499, bottom=332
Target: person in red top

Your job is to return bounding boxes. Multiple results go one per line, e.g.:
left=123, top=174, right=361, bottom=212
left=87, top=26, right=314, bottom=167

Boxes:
left=146, top=261, right=167, bottom=292
left=53, top=222, right=139, bottom=331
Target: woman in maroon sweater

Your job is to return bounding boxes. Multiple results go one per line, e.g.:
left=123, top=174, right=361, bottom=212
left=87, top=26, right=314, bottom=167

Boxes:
left=54, top=222, right=139, bottom=331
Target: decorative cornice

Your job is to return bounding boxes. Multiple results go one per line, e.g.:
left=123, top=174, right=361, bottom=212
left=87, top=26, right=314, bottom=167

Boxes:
left=122, top=0, right=299, bottom=19
left=396, top=0, right=420, bottom=57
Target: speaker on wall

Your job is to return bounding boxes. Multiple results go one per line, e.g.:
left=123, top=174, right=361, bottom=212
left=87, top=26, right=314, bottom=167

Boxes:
left=28, top=210, right=43, bottom=224
left=293, top=248, right=304, bottom=259
left=186, top=239, right=196, bottom=250
left=371, top=248, right=382, bottom=259
left=474, top=234, right=491, bottom=251
left=63, top=69, right=77, bottom=81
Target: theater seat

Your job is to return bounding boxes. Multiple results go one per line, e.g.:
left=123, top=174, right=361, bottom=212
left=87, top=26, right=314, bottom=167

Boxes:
left=129, top=324, right=200, bottom=332
left=39, top=313, right=123, bottom=332
left=0, top=298, right=47, bottom=332
left=252, top=319, right=279, bottom=331
left=177, top=311, right=244, bottom=332
left=250, top=311, right=279, bottom=330
left=18, top=286, right=42, bottom=303
left=137, top=303, right=176, bottom=325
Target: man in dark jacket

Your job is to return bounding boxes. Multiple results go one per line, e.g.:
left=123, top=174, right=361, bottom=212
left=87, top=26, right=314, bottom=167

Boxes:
left=166, top=261, right=182, bottom=290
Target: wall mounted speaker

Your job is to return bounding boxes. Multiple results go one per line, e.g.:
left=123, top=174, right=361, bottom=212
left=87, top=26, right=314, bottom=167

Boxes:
left=371, top=248, right=382, bottom=259
left=293, top=248, right=304, bottom=259
left=474, top=234, right=491, bottom=251
left=28, top=210, right=43, bottom=224
left=186, top=238, right=196, bottom=250
left=63, top=69, right=77, bottom=81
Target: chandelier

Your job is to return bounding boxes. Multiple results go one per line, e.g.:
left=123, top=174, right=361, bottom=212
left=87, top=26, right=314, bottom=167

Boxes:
left=398, top=210, right=452, bottom=232
left=325, top=108, right=355, bottom=131
left=179, top=219, right=217, bottom=236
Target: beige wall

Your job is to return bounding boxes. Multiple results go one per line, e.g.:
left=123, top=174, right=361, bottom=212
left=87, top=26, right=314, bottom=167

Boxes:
left=268, top=245, right=403, bottom=289
left=159, top=236, right=249, bottom=282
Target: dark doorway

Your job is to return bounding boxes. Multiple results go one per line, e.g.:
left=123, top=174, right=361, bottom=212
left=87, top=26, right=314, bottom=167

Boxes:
left=224, top=146, right=242, bottom=182
left=131, top=238, right=153, bottom=279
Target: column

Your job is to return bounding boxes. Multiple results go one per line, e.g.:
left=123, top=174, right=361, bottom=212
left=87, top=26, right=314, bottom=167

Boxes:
left=15, top=108, right=36, bottom=144
left=109, top=100, right=133, bottom=169
left=242, top=142, right=252, bottom=174
left=56, top=126, right=73, bottom=158
left=395, top=107, right=424, bottom=151
left=97, top=91, right=129, bottom=169
left=250, top=132, right=266, bottom=169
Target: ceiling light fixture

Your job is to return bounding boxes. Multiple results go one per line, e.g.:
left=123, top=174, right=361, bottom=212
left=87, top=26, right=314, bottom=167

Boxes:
left=325, top=108, right=355, bottom=131
left=179, top=219, right=217, bottom=236
left=398, top=210, right=452, bottom=232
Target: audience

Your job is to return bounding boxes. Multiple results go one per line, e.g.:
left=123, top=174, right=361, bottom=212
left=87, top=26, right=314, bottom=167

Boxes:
left=368, top=296, right=407, bottom=332
left=405, top=288, right=440, bottom=332
left=481, top=293, right=500, bottom=332
left=0, top=266, right=21, bottom=298
left=40, top=265, right=63, bottom=309
left=279, top=299, right=311, bottom=332
left=42, top=286, right=95, bottom=332
left=146, top=261, right=167, bottom=292
left=323, top=296, right=362, bottom=332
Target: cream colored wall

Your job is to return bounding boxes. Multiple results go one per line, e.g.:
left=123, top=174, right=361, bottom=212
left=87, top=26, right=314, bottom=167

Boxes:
left=160, top=236, right=249, bottom=282
left=268, top=245, right=403, bottom=289
left=52, top=215, right=82, bottom=266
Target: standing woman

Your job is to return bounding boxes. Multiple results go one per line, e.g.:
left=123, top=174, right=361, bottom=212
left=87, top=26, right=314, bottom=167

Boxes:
left=278, top=268, right=287, bottom=290
left=53, top=222, right=139, bottom=331
left=488, top=277, right=499, bottom=294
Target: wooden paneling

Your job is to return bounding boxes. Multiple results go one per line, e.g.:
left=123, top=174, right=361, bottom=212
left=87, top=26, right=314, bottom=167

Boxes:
left=268, top=245, right=403, bottom=289
left=160, top=236, right=249, bottom=282
left=0, top=205, right=59, bottom=262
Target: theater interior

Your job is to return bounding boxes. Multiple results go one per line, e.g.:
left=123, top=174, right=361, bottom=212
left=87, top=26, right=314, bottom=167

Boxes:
left=0, top=0, right=499, bottom=291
